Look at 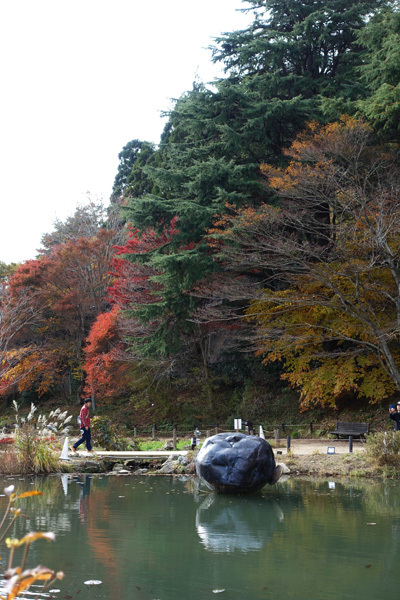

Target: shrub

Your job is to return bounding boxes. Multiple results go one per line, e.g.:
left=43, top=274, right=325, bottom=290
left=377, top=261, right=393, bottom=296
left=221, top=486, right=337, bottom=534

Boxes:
left=11, top=402, right=72, bottom=474
left=14, top=424, right=59, bottom=474
left=366, top=431, right=400, bottom=466
left=91, top=416, right=128, bottom=450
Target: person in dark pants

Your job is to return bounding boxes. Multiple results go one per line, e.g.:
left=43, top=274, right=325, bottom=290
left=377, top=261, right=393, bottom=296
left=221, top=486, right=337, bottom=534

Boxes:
left=72, top=398, right=93, bottom=453
left=389, top=403, right=400, bottom=431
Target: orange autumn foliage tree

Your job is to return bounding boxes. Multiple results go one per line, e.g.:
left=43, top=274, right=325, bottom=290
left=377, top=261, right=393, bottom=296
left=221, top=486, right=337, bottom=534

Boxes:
left=1, top=229, right=120, bottom=400
left=217, top=117, right=400, bottom=408
left=0, top=283, right=44, bottom=394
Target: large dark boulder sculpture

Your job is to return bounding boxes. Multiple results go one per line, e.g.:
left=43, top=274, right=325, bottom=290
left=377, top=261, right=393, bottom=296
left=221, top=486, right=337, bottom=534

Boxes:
left=195, top=432, right=282, bottom=494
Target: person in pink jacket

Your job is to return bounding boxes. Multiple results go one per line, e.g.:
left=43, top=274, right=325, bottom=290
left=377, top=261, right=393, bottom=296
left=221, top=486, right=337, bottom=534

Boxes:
left=72, top=398, right=92, bottom=452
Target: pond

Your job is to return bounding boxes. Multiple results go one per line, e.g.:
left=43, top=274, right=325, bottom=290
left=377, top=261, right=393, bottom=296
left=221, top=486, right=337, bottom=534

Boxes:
left=1, top=473, right=399, bottom=600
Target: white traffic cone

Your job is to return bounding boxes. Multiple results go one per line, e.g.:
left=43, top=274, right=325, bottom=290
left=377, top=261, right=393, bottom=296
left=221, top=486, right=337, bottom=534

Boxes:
left=60, top=437, right=70, bottom=460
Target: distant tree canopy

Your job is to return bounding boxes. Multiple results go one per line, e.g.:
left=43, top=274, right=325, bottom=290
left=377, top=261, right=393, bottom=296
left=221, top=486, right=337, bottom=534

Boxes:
left=0, top=203, right=124, bottom=402
left=40, top=201, right=120, bottom=251
left=0, top=261, right=18, bottom=283
left=111, top=140, right=157, bottom=203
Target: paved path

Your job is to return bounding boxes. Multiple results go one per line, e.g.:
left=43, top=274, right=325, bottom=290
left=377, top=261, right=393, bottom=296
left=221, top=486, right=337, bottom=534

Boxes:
left=70, top=449, right=188, bottom=459
left=273, top=438, right=366, bottom=456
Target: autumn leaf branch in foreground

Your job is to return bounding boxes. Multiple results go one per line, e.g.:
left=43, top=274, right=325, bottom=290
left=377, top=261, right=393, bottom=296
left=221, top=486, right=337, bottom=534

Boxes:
left=0, top=485, right=64, bottom=600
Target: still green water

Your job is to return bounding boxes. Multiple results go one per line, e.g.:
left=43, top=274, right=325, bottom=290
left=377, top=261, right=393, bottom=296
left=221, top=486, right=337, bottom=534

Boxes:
left=1, top=474, right=399, bottom=600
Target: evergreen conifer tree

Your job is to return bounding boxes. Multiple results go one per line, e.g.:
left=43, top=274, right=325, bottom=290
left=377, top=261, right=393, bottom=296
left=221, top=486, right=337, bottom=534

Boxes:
left=357, top=5, right=400, bottom=138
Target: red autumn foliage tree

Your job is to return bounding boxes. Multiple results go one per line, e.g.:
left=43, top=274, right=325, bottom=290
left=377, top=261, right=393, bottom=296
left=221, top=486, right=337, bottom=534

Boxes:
left=81, top=222, right=179, bottom=400
left=107, top=224, right=174, bottom=308
left=82, top=306, right=130, bottom=400
left=1, top=226, right=122, bottom=401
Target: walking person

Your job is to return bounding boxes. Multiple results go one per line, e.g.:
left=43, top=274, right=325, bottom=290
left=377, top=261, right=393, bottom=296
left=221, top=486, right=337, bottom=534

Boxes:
left=72, top=398, right=93, bottom=453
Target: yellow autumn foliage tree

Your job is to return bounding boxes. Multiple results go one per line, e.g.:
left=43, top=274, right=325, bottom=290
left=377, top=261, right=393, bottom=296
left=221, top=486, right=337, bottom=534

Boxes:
left=215, top=117, right=400, bottom=408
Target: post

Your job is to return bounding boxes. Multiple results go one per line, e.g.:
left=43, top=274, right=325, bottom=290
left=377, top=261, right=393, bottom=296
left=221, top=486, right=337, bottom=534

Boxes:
left=152, top=424, right=156, bottom=439
left=287, top=435, right=291, bottom=452
left=215, top=423, right=219, bottom=435
left=309, top=422, right=313, bottom=435
left=173, top=424, right=177, bottom=451
left=206, top=430, right=210, bottom=439
left=349, top=435, right=353, bottom=453
left=133, top=426, right=137, bottom=438
left=281, top=423, right=285, bottom=432
left=274, top=428, right=280, bottom=443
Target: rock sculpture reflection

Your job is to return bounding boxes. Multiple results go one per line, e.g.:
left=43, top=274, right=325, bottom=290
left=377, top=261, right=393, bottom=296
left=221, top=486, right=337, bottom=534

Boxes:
left=196, top=494, right=283, bottom=553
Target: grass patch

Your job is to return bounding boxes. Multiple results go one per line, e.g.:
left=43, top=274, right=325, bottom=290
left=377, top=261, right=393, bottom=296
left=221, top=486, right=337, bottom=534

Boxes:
left=281, top=452, right=377, bottom=478
left=130, top=437, right=193, bottom=451
left=349, top=469, right=367, bottom=477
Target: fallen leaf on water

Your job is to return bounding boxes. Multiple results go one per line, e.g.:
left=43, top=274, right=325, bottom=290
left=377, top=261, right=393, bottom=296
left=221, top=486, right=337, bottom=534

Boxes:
left=84, top=580, right=102, bottom=585
left=365, top=565, right=372, bottom=568
left=16, top=490, right=43, bottom=500
left=366, top=523, right=376, bottom=525
left=212, top=590, right=225, bottom=594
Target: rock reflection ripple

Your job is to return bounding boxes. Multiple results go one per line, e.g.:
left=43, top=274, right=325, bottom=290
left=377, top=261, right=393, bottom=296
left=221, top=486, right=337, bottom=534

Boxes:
left=195, top=493, right=283, bottom=553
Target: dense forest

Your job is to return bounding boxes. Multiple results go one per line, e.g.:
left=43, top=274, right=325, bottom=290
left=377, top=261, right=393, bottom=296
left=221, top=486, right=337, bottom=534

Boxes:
left=1, top=0, right=400, bottom=427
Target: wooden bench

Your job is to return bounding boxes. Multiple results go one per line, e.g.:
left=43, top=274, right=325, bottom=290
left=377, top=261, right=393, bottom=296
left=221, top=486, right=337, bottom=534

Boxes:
left=329, top=422, right=370, bottom=439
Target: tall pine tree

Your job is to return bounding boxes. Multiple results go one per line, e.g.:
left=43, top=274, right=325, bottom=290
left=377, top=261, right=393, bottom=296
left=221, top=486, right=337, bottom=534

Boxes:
left=357, top=5, right=400, bottom=138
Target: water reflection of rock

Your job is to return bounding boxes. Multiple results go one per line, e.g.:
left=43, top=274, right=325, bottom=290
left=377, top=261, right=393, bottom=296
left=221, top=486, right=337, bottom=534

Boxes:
left=195, top=494, right=283, bottom=553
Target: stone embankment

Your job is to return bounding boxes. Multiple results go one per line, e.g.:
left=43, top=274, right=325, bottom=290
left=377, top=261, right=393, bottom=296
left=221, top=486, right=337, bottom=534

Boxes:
left=65, top=437, right=372, bottom=478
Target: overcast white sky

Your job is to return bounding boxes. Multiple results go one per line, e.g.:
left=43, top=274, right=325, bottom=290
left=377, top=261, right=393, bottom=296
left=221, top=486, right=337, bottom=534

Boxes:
left=0, top=0, right=252, bottom=264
